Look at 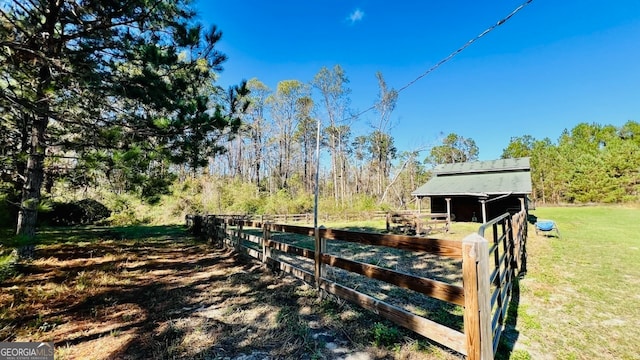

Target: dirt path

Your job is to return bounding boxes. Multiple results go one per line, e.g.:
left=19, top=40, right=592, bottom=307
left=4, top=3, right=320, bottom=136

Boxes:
left=1, top=227, right=460, bottom=359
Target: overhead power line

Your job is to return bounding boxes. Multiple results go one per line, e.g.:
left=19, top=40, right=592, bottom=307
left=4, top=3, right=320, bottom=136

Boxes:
left=349, top=0, right=534, bottom=120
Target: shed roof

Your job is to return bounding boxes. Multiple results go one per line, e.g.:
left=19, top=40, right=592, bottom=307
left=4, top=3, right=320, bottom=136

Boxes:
left=432, top=157, right=530, bottom=176
left=412, top=157, right=532, bottom=197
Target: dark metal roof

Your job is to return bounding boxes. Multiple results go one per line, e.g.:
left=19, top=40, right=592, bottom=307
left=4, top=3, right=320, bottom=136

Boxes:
left=412, top=157, right=532, bottom=197
left=432, top=157, right=530, bottom=176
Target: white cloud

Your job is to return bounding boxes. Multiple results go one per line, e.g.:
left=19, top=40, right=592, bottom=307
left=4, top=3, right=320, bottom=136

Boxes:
left=348, top=8, right=364, bottom=24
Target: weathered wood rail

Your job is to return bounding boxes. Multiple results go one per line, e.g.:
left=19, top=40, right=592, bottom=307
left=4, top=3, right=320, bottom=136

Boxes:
left=386, top=212, right=450, bottom=235
left=186, top=210, right=527, bottom=359
left=188, top=210, right=436, bottom=225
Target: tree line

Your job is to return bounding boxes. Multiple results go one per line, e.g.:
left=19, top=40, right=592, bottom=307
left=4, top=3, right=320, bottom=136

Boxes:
left=502, top=121, right=640, bottom=204
left=214, top=68, right=436, bottom=210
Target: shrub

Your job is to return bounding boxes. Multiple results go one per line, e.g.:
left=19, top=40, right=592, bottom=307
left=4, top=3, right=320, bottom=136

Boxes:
left=0, top=183, right=19, bottom=228
left=41, top=199, right=111, bottom=226
left=104, top=194, right=149, bottom=225
left=0, top=194, right=15, bottom=228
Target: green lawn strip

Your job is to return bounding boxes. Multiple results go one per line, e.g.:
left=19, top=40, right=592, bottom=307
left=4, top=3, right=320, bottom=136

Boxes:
left=519, top=206, right=640, bottom=360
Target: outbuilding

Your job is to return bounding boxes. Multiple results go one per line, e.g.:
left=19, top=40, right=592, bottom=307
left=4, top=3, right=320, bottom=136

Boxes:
left=411, top=157, right=532, bottom=222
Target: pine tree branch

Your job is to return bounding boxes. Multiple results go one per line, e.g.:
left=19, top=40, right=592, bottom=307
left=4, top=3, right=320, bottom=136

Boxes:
left=61, top=0, right=165, bottom=42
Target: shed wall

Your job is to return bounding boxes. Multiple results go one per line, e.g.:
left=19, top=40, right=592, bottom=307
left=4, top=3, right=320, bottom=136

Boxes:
left=430, top=196, right=525, bottom=222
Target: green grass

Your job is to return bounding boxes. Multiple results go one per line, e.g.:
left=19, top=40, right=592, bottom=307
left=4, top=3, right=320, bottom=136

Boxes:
left=0, top=253, right=17, bottom=282
left=514, top=206, right=640, bottom=360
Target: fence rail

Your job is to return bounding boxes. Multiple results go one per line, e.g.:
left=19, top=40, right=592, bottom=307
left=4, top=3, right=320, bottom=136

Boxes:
left=386, top=212, right=451, bottom=235
left=478, top=210, right=527, bottom=355
left=186, top=210, right=527, bottom=359
left=186, top=210, right=439, bottom=225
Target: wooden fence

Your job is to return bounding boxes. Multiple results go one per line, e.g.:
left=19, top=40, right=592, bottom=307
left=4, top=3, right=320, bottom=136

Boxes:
left=478, top=211, right=527, bottom=356
left=185, top=210, right=527, bottom=359
left=189, top=210, right=432, bottom=225
left=386, top=212, right=450, bottom=235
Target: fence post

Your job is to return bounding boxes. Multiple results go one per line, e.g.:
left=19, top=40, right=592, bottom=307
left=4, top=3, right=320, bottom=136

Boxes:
left=204, top=215, right=211, bottom=243
left=510, top=213, right=520, bottom=271
left=386, top=212, right=391, bottom=232
left=223, top=220, right=228, bottom=247
left=193, top=215, right=203, bottom=236
left=462, top=233, right=493, bottom=360
left=262, top=222, right=271, bottom=265
left=517, top=210, right=528, bottom=274
left=314, top=226, right=326, bottom=288
left=210, top=216, right=218, bottom=247
left=236, top=220, right=243, bottom=252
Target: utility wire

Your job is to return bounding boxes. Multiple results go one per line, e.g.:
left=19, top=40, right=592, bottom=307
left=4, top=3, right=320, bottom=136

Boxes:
left=348, top=0, right=534, bottom=120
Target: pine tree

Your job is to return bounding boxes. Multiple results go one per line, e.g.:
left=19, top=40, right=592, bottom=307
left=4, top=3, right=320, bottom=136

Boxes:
left=0, top=0, right=241, bottom=257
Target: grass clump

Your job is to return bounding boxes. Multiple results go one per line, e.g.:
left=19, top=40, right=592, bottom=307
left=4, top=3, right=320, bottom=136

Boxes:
left=370, top=322, right=401, bottom=347
left=0, top=252, right=17, bottom=282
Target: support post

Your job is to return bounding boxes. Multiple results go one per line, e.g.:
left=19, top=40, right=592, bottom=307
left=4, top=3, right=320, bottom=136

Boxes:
left=462, top=233, right=493, bottom=360
left=445, top=198, right=452, bottom=222
left=417, top=197, right=421, bottom=213
left=480, top=199, right=487, bottom=224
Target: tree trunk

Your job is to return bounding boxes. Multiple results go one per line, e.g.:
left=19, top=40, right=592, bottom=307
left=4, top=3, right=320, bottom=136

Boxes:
left=15, top=0, right=59, bottom=259
left=16, top=112, right=48, bottom=259
left=330, top=139, right=338, bottom=203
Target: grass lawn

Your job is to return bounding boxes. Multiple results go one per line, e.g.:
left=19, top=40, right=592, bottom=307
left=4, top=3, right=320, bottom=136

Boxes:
left=513, top=206, right=640, bottom=360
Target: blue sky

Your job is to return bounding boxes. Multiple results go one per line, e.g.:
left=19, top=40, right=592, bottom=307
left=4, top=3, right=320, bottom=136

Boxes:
left=194, top=0, right=640, bottom=161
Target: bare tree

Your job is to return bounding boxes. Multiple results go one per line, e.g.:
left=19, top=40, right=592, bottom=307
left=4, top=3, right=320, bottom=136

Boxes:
left=244, top=78, right=271, bottom=188
left=294, top=97, right=317, bottom=192
left=268, top=80, right=310, bottom=189
left=370, top=72, right=398, bottom=195
left=311, top=65, right=352, bottom=205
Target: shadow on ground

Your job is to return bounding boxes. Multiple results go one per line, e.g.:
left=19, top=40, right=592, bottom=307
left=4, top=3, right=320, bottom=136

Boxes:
left=1, top=225, right=310, bottom=358
left=1, top=225, right=464, bottom=359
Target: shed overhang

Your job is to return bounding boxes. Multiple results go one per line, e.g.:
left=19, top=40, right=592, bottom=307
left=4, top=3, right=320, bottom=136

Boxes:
left=411, top=171, right=532, bottom=198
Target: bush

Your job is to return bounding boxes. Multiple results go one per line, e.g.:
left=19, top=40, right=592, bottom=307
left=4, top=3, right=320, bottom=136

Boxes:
left=104, top=194, right=149, bottom=226
left=0, top=183, right=19, bottom=228
left=0, top=194, right=15, bottom=228
left=41, top=199, right=111, bottom=226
